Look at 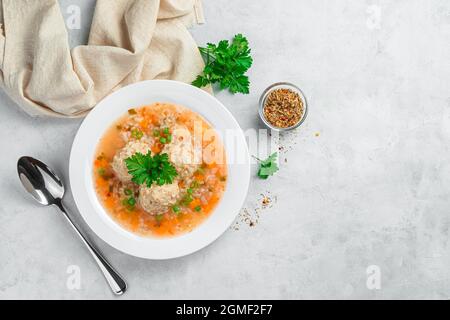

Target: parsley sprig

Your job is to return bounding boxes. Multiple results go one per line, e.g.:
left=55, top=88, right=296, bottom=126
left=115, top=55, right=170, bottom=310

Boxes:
left=255, top=152, right=279, bottom=179
left=192, top=34, right=253, bottom=94
left=125, top=151, right=178, bottom=188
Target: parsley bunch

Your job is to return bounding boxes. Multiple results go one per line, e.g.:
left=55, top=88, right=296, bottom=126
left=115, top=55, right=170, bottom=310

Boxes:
left=125, top=151, right=178, bottom=188
left=255, top=152, right=279, bottom=179
left=192, top=34, right=253, bottom=94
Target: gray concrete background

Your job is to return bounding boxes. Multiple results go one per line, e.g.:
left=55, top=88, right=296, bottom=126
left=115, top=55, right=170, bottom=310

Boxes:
left=1, top=0, right=450, bottom=299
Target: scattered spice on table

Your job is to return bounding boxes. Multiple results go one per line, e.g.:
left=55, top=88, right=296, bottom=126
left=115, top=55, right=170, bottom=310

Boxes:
left=260, top=193, right=276, bottom=209
left=263, top=88, right=304, bottom=128
left=261, top=195, right=271, bottom=207
left=231, top=192, right=277, bottom=230
left=278, top=129, right=299, bottom=154
left=242, top=208, right=259, bottom=227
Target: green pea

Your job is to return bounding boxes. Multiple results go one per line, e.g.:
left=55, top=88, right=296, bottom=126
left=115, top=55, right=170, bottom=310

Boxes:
left=153, top=129, right=160, bottom=137
left=172, top=205, right=181, bottom=214
left=98, top=168, right=106, bottom=176
left=183, top=195, right=193, bottom=204
left=166, top=134, right=172, bottom=143
left=131, top=129, right=143, bottom=139
left=124, top=189, right=132, bottom=196
left=159, top=137, right=167, bottom=144
left=196, top=167, right=205, bottom=174
left=187, top=188, right=193, bottom=195
left=191, top=181, right=199, bottom=189
left=194, top=206, right=201, bottom=212
left=127, top=197, right=136, bottom=206
left=163, top=127, right=170, bottom=135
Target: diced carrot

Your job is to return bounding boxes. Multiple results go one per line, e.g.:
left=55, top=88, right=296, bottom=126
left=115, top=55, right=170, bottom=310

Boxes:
left=104, top=196, right=115, bottom=208
left=129, top=215, right=140, bottom=231
left=217, top=165, right=227, bottom=176
left=151, top=144, right=161, bottom=154
left=202, top=194, right=219, bottom=212
left=194, top=173, right=204, bottom=181
left=189, top=198, right=201, bottom=210
left=207, top=162, right=217, bottom=168
left=139, top=119, right=148, bottom=130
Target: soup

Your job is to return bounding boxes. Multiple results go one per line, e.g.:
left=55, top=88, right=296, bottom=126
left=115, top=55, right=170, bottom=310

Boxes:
left=93, top=103, right=227, bottom=238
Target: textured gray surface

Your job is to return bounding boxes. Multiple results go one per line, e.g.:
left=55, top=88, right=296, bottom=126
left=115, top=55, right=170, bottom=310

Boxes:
left=1, top=0, right=450, bottom=299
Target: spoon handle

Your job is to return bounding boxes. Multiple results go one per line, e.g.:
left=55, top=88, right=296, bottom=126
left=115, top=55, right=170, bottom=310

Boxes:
left=55, top=200, right=127, bottom=295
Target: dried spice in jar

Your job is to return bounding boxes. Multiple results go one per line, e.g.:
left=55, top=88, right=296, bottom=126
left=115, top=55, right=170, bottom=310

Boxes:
left=263, top=88, right=304, bottom=128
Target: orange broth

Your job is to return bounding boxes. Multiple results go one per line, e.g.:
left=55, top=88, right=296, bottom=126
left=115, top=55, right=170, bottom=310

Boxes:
left=93, top=103, right=227, bottom=238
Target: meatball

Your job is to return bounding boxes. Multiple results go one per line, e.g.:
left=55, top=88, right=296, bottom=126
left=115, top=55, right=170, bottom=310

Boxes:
left=138, top=182, right=180, bottom=215
left=111, top=140, right=151, bottom=182
left=162, top=125, right=201, bottom=178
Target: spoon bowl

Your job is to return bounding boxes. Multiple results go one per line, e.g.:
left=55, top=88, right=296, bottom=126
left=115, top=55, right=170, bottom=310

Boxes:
left=17, top=156, right=64, bottom=206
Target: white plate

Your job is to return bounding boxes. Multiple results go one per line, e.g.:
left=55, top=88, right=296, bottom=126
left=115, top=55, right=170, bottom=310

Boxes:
left=69, top=80, right=250, bottom=259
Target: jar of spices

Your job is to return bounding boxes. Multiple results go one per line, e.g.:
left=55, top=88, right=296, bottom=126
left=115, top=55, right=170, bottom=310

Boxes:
left=258, top=82, right=308, bottom=131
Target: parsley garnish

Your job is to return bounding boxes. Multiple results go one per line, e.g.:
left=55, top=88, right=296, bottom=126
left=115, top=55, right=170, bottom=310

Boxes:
left=255, top=152, right=279, bottom=179
left=125, top=151, right=178, bottom=188
left=192, top=34, right=253, bottom=94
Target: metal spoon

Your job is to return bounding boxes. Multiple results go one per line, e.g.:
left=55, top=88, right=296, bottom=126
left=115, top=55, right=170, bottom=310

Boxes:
left=17, top=156, right=127, bottom=295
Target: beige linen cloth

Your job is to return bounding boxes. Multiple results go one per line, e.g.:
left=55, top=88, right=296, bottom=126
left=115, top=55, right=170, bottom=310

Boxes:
left=0, top=0, right=205, bottom=117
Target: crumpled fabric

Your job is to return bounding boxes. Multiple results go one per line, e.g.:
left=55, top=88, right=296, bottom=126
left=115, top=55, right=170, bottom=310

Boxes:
left=0, top=0, right=205, bottom=117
